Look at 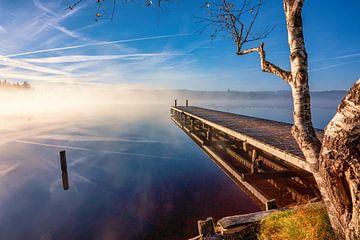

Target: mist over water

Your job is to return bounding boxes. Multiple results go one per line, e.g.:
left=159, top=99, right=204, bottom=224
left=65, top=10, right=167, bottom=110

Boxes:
left=0, top=88, right=344, bottom=239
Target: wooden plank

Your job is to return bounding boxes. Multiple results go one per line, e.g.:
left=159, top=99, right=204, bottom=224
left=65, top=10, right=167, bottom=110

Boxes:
left=241, top=170, right=313, bottom=181
left=218, top=210, right=278, bottom=229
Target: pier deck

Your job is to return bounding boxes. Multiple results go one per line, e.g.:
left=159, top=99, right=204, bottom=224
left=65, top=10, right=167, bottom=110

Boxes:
left=171, top=106, right=323, bottom=172
left=170, top=105, right=321, bottom=210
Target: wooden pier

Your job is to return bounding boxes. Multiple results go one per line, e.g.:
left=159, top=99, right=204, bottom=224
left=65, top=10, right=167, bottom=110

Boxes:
left=170, top=105, right=322, bottom=210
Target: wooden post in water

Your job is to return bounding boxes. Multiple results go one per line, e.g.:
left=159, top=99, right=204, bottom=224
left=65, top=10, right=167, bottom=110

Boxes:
left=60, top=151, right=67, bottom=172
left=59, top=151, right=69, bottom=190
left=174, top=99, right=177, bottom=107
left=186, top=99, right=188, bottom=108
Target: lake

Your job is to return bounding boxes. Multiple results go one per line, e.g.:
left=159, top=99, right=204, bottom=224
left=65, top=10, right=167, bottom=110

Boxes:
left=0, top=94, right=341, bottom=240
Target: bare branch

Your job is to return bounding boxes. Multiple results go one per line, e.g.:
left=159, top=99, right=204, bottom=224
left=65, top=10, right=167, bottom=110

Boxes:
left=243, top=0, right=261, bottom=43
left=237, top=42, right=292, bottom=82
left=201, top=0, right=272, bottom=53
left=67, top=0, right=169, bottom=20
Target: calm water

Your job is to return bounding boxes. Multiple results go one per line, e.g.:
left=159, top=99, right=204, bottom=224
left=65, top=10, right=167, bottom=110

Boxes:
left=0, top=99, right=339, bottom=240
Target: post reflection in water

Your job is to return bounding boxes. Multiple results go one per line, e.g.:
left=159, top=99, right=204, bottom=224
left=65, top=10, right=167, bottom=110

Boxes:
left=62, top=171, right=69, bottom=190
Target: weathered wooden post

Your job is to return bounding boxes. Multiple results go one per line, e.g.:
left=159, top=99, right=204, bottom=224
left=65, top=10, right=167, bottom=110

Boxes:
left=251, top=149, right=258, bottom=173
left=60, top=150, right=67, bottom=172
left=174, top=99, right=177, bottom=107
left=191, top=117, right=195, bottom=131
left=59, top=150, right=69, bottom=190
left=197, top=217, right=215, bottom=239
left=266, top=199, right=277, bottom=211
left=186, top=99, right=188, bottom=108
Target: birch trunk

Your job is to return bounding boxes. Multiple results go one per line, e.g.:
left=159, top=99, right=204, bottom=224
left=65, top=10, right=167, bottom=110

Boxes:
left=318, top=80, right=360, bottom=240
left=228, top=1, right=359, bottom=238
left=283, top=0, right=321, bottom=171
left=283, top=2, right=359, bottom=239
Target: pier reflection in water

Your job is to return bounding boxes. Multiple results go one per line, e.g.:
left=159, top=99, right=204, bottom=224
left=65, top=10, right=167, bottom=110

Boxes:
left=171, top=106, right=321, bottom=209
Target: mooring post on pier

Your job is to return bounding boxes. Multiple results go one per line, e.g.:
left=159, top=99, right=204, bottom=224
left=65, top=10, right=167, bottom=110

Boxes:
left=174, top=99, right=177, bottom=107
left=186, top=99, right=188, bottom=108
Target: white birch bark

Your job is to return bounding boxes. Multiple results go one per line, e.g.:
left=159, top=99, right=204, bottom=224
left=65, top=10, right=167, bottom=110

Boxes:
left=318, top=80, right=360, bottom=240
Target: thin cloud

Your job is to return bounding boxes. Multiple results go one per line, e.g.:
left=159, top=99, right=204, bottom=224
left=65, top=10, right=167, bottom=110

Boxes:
left=0, top=24, right=5, bottom=33
left=32, top=0, right=56, bottom=15
left=15, top=140, right=177, bottom=160
left=51, top=24, right=81, bottom=39
left=0, top=71, right=78, bottom=84
left=21, top=53, right=180, bottom=63
left=327, top=52, right=360, bottom=60
left=311, top=52, right=360, bottom=63
left=310, top=60, right=360, bottom=72
left=0, top=55, right=67, bottom=75
left=6, top=33, right=192, bottom=57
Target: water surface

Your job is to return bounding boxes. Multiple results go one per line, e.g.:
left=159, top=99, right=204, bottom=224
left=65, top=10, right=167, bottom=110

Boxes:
left=0, top=93, right=342, bottom=239
left=0, top=104, right=260, bottom=240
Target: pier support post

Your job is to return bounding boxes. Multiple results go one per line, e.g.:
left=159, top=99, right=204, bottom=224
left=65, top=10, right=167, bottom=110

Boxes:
left=190, top=118, right=195, bottom=131
left=266, top=199, right=277, bottom=211
left=186, top=99, right=188, bottom=108
left=242, top=141, right=248, bottom=154
left=174, top=99, right=177, bottom=107
left=206, top=127, right=212, bottom=142
left=251, top=149, right=258, bottom=173
left=197, top=217, right=215, bottom=239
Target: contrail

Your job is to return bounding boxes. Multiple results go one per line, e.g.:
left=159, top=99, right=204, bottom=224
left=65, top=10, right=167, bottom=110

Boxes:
left=15, top=140, right=177, bottom=160
left=6, top=33, right=192, bottom=58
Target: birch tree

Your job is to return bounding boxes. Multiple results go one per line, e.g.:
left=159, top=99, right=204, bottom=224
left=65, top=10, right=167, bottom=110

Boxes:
left=203, top=0, right=359, bottom=239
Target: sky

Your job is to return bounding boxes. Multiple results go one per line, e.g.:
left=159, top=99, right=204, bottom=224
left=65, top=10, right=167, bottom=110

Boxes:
left=0, top=0, right=359, bottom=91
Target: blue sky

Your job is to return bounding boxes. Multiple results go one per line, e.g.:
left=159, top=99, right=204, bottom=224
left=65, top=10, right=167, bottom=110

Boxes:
left=0, top=0, right=359, bottom=91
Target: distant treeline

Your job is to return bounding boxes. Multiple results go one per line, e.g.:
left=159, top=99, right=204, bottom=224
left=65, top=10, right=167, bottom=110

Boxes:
left=142, top=89, right=347, bottom=101
left=0, top=80, right=32, bottom=90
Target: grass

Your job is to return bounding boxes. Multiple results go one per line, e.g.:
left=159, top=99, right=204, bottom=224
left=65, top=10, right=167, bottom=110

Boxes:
left=257, top=203, right=337, bottom=240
